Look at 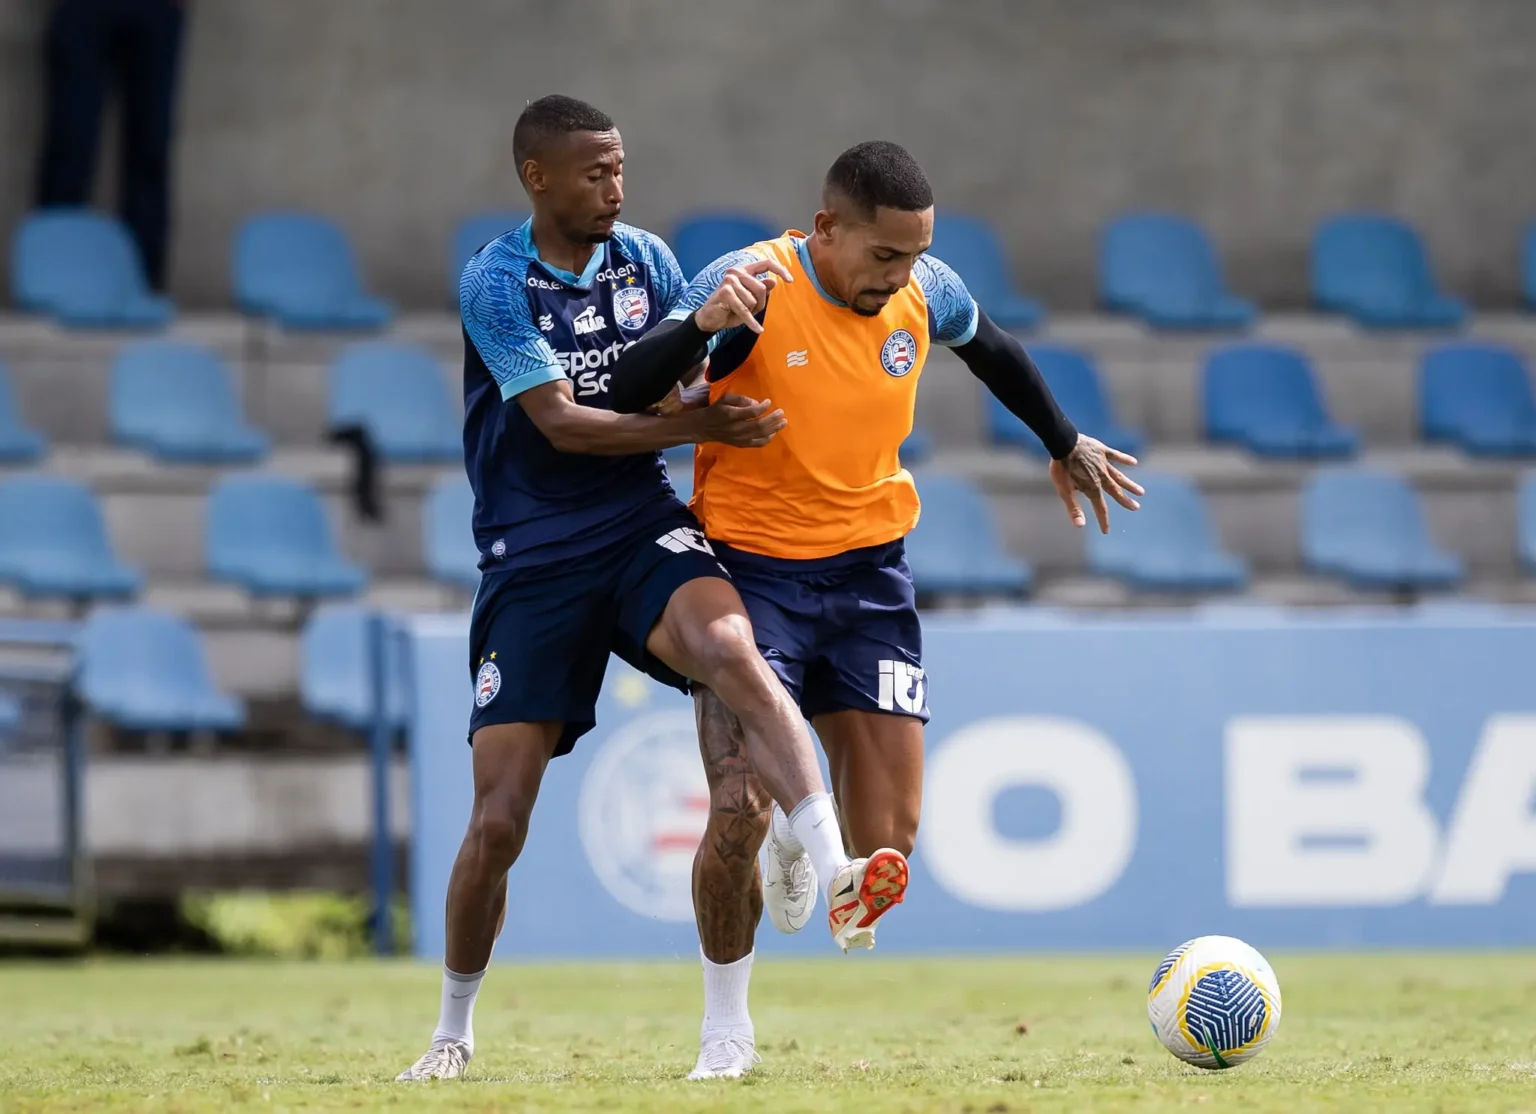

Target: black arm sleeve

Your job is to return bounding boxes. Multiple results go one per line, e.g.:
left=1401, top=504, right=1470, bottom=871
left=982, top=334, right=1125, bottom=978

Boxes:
left=952, top=309, right=1079, bottom=459
left=608, top=316, right=710, bottom=414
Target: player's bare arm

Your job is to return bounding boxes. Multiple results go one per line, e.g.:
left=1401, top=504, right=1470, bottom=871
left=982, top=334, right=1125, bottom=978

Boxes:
left=608, top=258, right=792, bottom=415
left=518, top=377, right=784, bottom=453
left=953, top=309, right=1143, bottom=533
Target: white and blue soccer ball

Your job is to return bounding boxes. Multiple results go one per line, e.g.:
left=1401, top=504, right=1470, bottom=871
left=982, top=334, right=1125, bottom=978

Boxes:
left=1147, top=935, right=1281, bottom=1070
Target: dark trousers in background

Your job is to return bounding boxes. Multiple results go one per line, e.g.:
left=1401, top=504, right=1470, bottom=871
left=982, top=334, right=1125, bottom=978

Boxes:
left=35, top=0, right=186, bottom=291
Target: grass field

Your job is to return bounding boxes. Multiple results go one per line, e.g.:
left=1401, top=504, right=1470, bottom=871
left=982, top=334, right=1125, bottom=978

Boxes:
left=4, top=954, right=1536, bottom=1112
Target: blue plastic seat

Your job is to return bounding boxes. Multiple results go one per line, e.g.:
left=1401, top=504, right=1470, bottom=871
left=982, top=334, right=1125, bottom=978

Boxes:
left=329, top=343, right=459, bottom=462
left=233, top=213, right=393, bottom=331
left=671, top=212, right=777, bottom=280
left=905, top=473, right=1032, bottom=597
left=0, top=477, right=140, bottom=599
left=206, top=475, right=366, bottom=598
left=1302, top=469, right=1464, bottom=591
left=899, top=427, right=933, bottom=465
left=422, top=474, right=480, bottom=593
left=985, top=345, right=1145, bottom=458
left=1085, top=472, right=1248, bottom=593
left=11, top=209, right=173, bottom=329
left=0, top=361, right=47, bottom=463
left=79, top=608, right=244, bottom=731
left=300, top=606, right=408, bottom=730
left=1420, top=343, right=1536, bottom=457
left=110, top=341, right=269, bottom=463
left=1099, top=213, right=1254, bottom=331
left=449, top=211, right=528, bottom=304
left=929, top=214, right=1044, bottom=330
left=1311, top=214, right=1466, bottom=329
left=1519, top=472, right=1536, bottom=575
left=1203, top=344, right=1358, bottom=458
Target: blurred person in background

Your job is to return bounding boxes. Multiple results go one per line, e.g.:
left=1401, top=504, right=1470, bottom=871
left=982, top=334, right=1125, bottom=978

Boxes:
left=34, top=0, right=187, bottom=291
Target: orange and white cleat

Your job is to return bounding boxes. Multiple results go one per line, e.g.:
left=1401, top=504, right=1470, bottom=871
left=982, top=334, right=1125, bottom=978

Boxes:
left=827, top=848, right=909, bottom=952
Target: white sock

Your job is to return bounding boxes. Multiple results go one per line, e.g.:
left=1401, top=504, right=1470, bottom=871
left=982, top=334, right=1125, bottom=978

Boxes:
left=786, top=792, right=851, bottom=901
left=700, top=949, right=753, bottom=1038
left=432, top=965, right=485, bottom=1052
left=771, top=802, right=803, bottom=857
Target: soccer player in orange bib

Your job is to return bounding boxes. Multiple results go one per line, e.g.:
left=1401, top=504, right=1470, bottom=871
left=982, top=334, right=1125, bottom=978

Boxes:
left=611, top=141, right=1141, bottom=1078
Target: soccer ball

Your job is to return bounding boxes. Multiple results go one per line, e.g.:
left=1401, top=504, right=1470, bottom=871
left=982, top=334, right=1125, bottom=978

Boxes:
left=1147, top=935, right=1281, bottom=1070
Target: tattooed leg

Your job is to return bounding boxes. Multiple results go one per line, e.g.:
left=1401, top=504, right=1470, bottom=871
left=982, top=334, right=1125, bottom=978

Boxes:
left=692, top=685, right=771, bottom=964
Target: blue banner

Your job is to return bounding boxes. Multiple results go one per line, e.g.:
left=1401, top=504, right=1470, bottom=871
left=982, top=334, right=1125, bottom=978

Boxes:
left=405, top=611, right=1536, bottom=958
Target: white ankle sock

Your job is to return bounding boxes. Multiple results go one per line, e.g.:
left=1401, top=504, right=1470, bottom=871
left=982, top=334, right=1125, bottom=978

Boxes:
left=700, top=949, right=753, bottom=1037
left=771, top=802, right=803, bottom=857
left=786, top=792, right=851, bottom=901
left=432, top=965, right=485, bottom=1051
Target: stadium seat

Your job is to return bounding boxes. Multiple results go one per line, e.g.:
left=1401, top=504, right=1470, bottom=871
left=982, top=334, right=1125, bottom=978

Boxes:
left=1099, top=213, right=1254, bottom=331
left=1523, top=223, right=1536, bottom=311
left=449, top=211, right=527, bottom=304
left=1420, top=343, right=1536, bottom=457
left=232, top=212, right=393, bottom=331
left=206, top=475, right=366, bottom=599
left=300, top=606, right=409, bottom=730
left=422, top=474, right=480, bottom=593
left=0, top=477, right=141, bottom=600
left=1519, top=472, right=1536, bottom=575
left=78, top=608, right=244, bottom=731
left=985, top=345, right=1145, bottom=458
left=1311, top=214, right=1466, bottom=329
left=0, top=361, right=47, bottom=463
left=671, top=212, right=777, bottom=280
left=1301, top=469, right=1464, bottom=591
left=10, top=209, right=173, bottom=329
left=1203, top=344, right=1358, bottom=458
left=905, top=473, right=1032, bottom=597
left=329, top=343, right=459, bottom=462
left=110, top=342, right=270, bottom=463
left=1085, top=472, right=1248, bottom=593
left=928, top=214, right=1044, bottom=330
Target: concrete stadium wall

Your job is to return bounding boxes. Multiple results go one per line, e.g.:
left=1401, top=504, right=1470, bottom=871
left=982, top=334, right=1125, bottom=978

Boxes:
left=1, top=0, right=1533, bottom=309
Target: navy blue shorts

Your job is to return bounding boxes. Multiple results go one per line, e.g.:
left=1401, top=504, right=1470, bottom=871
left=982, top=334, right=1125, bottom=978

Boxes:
left=468, top=510, right=728, bottom=755
left=716, top=539, right=929, bottom=723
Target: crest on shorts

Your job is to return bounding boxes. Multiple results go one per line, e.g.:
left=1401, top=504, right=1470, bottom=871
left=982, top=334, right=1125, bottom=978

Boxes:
left=489, top=538, right=506, bottom=559
left=475, top=661, right=501, bottom=708
left=614, top=285, right=650, bottom=331
left=881, top=329, right=917, bottom=377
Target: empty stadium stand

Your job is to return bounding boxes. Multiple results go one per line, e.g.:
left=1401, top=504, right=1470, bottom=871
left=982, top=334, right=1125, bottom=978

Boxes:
left=1301, top=468, right=1465, bottom=593
left=1083, top=471, right=1249, bottom=593
left=233, top=213, right=393, bottom=331
left=985, top=344, right=1145, bottom=458
left=111, top=341, right=270, bottom=464
left=1099, top=213, right=1254, bottom=331
left=1420, top=342, right=1536, bottom=457
left=929, top=214, right=1045, bottom=331
left=670, top=212, right=777, bottom=280
left=1202, top=343, right=1358, bottom=459
left=906, top=472, right=1032, bottom=598
left=11, top=209, right=173, bottom=330
left=328, top=342, right=460, bottom=462
left=79, top=607, right=245, bottom=732
left=1311, top=214, right=1467, bottom=330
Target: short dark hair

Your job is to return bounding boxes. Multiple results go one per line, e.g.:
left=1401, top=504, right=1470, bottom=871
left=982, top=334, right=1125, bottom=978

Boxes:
left=823, top=140, right=933, bottom=220
left=512, top=95, right=615, bottom=181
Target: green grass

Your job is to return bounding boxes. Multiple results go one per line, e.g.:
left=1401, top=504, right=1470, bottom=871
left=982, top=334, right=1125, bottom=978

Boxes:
left=4, top=954, right=1536, bottom=1112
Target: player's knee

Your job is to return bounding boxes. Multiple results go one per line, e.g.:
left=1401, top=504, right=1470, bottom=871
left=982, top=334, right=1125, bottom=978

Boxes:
left=708, top=775, right=771, bottom=841
left=471, top=793, right=536, bottom=869
left=686, top=615, right=768, bottom=697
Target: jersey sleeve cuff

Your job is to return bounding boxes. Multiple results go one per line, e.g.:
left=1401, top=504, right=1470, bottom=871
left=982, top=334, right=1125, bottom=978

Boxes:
left=937, top=300, right=980, bottom=348
left=497, top=363, right=565, bottom=401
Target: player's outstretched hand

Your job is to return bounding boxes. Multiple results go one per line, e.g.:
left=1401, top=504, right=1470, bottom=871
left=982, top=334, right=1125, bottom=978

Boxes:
left=695, top=258, right=794, bottom=336
left=696, top=392, right=786, bottom=448
left=1049, top=435, right=1143, bottom=533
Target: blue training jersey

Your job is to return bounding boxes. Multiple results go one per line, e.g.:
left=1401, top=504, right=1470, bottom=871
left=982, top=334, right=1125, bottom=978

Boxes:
left=460, top=220, right=687, bottom=571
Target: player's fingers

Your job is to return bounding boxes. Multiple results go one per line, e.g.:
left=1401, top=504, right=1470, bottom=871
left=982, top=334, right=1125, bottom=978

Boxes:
left=1109, top=467, right=1145, bottom=497
left=730, top=271, right=769, bottom=305
left=1050, top=463, right=1086, bottom=529
left=718, top=285, right=764, bottom=332
left=1104, top=477, right=1140, bottom=512
left=737, top=258, right=795, bottom=284
left=1087, top=485, right=1112, bottom=533
left=1104, top=447, right=1139, bottom=466
left=715, top=393, right=772, bottom=417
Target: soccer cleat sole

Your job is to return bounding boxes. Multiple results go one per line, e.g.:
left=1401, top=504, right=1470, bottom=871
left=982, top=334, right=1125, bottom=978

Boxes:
left=832, top=848, right=909, bottom=952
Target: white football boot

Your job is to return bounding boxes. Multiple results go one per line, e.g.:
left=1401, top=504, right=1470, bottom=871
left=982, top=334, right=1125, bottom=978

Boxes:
left=687, top=1033, right=761, bottom=1080
left=762, top=805, right=816, bottom=934
left=827, top=848, right=909, bottom=953
left=395, top=1038, right=470, bottom=1081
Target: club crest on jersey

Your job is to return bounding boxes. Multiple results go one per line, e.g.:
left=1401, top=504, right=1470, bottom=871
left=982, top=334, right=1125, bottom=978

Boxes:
left=881, top=329, right=917, bottom=377
left=475, top=661, right=501, bottom=708
left=613, top=284, right=650, bottom=331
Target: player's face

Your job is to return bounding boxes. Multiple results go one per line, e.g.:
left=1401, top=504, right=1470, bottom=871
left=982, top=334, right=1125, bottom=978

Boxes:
left=524, top=129, right=625, bottom=244
left=816, top=205, right=934, bottom=316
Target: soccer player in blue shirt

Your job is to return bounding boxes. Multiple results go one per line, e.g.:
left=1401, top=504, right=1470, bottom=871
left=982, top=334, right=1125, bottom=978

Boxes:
left=397, top=96, right=907, bottom=1082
